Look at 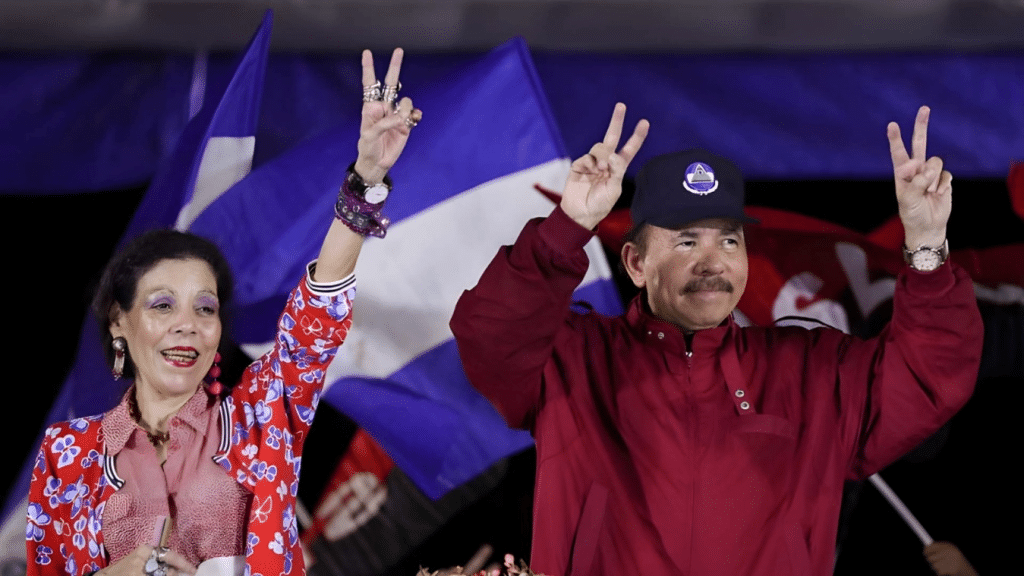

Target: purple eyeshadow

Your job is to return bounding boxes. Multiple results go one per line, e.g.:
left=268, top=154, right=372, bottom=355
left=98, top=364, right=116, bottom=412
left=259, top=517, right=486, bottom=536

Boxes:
left=148, top=295, right=175, bottom=308
left=197, top=295, right=220, bottom=311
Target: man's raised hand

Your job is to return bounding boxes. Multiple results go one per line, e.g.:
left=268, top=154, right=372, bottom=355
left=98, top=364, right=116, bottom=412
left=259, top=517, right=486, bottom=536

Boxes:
left=560, top=103, right=649, bottom=230
left=887, top=105, right=952, bottom=250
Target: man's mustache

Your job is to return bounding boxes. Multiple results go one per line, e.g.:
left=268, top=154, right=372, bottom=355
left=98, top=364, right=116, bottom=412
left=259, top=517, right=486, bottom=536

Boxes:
left=683, top=276, right=734, bottom=293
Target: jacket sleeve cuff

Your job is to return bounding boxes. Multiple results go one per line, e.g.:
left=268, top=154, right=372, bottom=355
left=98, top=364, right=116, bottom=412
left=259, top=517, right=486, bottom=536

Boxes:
left=306, top=261, right=357, bottom=296
left=538, top=205, right=598, bottom=256
left=902, top=260, right=957, bottom=295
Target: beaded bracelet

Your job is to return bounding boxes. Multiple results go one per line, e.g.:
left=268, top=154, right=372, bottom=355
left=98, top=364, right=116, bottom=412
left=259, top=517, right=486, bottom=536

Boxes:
left=334, top=164, right=391, bottom=238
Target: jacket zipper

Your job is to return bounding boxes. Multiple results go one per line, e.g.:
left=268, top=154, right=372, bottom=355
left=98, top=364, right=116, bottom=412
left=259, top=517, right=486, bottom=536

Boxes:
left=683, top=332, right=696, bottom=573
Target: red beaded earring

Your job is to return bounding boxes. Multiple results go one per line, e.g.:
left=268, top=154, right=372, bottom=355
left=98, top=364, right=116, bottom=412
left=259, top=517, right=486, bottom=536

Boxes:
left=204, top=352, right=224, bottom=395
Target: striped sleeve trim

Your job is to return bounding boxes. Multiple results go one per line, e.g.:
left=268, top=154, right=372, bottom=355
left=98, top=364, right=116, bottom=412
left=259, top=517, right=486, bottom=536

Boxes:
left=103, top=450, right=124, bottom=490
left=217, top=399, right=231, bottom=455
left=305, top=261, right=356, bottom=296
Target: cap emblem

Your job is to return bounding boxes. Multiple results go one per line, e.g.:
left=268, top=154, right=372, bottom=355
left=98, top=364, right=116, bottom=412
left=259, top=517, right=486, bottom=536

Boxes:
left=682, top=162, right=718, bottom=195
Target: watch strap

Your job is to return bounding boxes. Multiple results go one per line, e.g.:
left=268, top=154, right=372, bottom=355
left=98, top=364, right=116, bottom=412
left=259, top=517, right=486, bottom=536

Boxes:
left=345, top=162, right=393, bottom=200
left=902, top=239, right=949, bottom=271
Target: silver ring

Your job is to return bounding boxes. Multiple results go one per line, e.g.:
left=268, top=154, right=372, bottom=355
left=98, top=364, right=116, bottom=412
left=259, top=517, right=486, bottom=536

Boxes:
left=404, top=116, right=418, bottom=128
left=156, top=547, right=169, bottom=562
left=145, top=551, right=168, bottom=576
left=362, top=81, right=382, bottom=102
left=381, top=81, right=401, bottom=104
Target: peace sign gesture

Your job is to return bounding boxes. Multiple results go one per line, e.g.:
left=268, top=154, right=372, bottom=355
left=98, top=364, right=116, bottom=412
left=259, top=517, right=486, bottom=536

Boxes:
left=560, top=103, right=650, bottom=230
left=887, top=106, right=952, bottom=249
left=354, top=48, right=423, bottom=185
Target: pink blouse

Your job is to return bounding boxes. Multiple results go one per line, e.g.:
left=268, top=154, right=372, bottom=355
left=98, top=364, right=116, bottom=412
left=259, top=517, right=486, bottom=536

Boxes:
left=100, top=387, right=250, bottom=566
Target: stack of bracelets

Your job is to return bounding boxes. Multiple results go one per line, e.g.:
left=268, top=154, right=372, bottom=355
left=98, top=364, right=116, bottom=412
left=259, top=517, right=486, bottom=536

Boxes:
left=335, top=162, right=392, bottom=238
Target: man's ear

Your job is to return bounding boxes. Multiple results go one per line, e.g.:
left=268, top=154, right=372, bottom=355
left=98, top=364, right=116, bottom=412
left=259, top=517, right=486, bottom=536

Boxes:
left=621, top=242, right=647, bottom=289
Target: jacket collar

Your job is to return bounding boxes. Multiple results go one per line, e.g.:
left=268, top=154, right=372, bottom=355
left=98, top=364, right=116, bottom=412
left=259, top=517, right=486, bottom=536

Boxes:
left=102, top=386, right=213, bottom=454
left=624, top=292, right=736, bottom=356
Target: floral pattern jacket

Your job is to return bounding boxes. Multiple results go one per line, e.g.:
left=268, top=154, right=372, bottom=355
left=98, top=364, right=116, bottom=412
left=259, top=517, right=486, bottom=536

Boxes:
left=27, top=273, right=355, bottom=576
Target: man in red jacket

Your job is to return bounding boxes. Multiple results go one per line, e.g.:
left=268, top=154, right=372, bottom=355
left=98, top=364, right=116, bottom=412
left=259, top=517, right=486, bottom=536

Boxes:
left=450, top=104, right=982, bottom=576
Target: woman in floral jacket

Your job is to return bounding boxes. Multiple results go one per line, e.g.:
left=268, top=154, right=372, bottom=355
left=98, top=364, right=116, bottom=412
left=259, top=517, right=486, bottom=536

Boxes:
left=27, top=48, right=421, bottom=576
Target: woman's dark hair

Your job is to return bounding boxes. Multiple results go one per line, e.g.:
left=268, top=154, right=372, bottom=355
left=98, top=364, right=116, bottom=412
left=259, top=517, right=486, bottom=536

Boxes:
left=92, top=229, right=234, bottom=380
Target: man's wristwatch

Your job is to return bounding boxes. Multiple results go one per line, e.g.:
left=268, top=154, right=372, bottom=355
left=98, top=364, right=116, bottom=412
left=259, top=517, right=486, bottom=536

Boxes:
left=345, top=163, right=392, bottom=204
left=902, top=239, right=949, bottom=272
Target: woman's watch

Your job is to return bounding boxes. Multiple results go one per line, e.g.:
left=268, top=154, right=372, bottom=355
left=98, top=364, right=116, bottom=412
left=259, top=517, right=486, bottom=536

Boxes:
left=902, top=239, right=949, bottom=272
left=345, top=163, right=392, bottom=204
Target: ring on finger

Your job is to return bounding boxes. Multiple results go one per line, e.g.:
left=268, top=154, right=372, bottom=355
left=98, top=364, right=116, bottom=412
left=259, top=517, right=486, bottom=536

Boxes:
left=381, top=82, right=401, bottom=104
left=156, top=547, right=169, bottom=563
left=145, top=550, right=168, bottom=576
left=404, top=116, right=418, bottom=128
left=362, top=81, right=382, bottom=102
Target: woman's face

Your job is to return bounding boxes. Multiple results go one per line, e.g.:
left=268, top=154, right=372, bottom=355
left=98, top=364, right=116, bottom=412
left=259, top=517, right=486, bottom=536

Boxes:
left=109, top=258, right=222, bottom=401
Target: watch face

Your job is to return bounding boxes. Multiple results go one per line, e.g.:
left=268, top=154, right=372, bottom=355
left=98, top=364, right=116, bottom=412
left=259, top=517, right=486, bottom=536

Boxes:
left=911, top=249, right=941, bottom=271
left=364, top=184, right=389, bottom=204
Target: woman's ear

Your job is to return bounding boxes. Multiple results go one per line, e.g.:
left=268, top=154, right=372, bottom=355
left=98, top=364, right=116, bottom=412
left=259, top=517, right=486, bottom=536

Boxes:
left=108, top=304, right=125, bottom=338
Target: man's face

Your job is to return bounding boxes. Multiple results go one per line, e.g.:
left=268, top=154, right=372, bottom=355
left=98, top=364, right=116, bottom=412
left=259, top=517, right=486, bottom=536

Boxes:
left=622, top=218, right=748, bottom=331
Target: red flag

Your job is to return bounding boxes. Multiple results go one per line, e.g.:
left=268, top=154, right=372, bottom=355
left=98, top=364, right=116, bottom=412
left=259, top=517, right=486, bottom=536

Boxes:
left=301, top=424, right=511, bottom=576
left=304, top=429, right=393, bottom=546
left=1009, top=162, right=1024, bottom=222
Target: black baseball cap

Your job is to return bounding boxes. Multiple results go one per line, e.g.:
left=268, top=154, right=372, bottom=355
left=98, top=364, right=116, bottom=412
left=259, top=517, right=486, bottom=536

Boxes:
left=631, top=149, right=759, bottom=229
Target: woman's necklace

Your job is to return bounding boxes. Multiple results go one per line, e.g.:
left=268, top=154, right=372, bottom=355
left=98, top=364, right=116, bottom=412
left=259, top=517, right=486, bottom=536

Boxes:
left=128, top=393, right=171, bottom=446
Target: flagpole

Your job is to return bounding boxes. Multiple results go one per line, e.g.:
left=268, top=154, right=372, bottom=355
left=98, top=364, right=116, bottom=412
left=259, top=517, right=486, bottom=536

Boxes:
left=867, top=473, right=934, bottom=546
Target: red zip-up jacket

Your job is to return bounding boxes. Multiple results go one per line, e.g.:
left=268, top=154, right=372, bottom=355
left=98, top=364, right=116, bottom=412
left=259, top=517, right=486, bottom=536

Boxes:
left=451, top=207, right=982, bottom=576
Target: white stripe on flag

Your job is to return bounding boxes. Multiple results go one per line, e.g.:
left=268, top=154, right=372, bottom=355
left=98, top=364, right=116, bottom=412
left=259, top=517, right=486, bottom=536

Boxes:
left=176, top=135, right=256, bottom=231
left=240, top=158, right=615, bottom=387
left=974, top=282, right=1024, bottom=305
left=0, top=495, right=27, bottom=568
left=188, top=50, right=209, bottom=120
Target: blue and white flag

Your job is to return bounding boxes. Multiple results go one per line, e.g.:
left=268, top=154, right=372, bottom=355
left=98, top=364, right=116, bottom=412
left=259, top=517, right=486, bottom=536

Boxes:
left=1, top=10, right=272, bottom=542
left=191, top=38, right=623, bottom=500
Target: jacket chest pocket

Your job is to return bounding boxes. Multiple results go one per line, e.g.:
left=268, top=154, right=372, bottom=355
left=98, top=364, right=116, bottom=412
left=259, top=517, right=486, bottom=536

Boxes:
left=715, top=413, right=800, bottom=499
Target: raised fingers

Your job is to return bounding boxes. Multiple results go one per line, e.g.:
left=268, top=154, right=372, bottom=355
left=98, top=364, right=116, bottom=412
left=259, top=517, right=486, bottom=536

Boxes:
left=910, top=105, right=930, bottom=161
left=603, top=103, right=626, bottom=147
left=361, top=50, right=377, bottom=89
left=618, top=119, right=650, bottom=166
left=383, top=48, right=404, bottom=88
left=887, top=121, right=909, bottom=168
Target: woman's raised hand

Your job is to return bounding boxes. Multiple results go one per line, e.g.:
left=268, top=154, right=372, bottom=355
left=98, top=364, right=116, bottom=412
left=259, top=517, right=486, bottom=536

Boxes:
left=354, top=48, right=423, bottom=184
